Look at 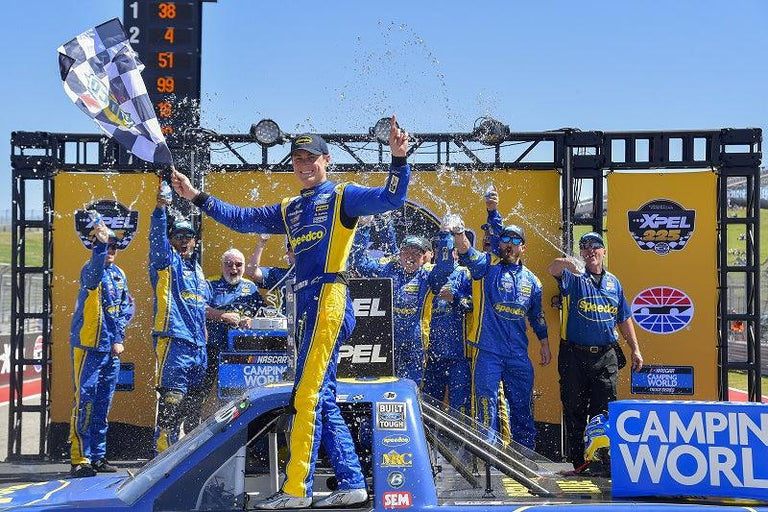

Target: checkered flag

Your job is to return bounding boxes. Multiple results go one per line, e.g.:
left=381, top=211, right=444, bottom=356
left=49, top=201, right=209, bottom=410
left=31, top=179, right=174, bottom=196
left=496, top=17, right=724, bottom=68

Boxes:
left=58, top=18, right=172, bottom=164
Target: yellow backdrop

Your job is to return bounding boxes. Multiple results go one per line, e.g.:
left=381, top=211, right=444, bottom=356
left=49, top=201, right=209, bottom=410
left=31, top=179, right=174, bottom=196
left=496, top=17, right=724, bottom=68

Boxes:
left=607, top=171, right=718, bottom=400
left=51, top=172, right=159, bottom=429
left=204, top=168, right=564, bottom=424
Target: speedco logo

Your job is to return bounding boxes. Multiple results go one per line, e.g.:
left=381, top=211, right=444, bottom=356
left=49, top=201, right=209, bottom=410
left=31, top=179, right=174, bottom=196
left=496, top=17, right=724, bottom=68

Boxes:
left=577, top=296, right=618, bottom=322
left=289, top=225, right=326, bottom=254
left=627, top=199, right=695, bottom=255
left=180, top=290, right=206, bottom=305
left=382, top=435, right=410, bottom=448
left=75, top=200, right=139, bottom=250
left=493, top=303, right=525, bottom=320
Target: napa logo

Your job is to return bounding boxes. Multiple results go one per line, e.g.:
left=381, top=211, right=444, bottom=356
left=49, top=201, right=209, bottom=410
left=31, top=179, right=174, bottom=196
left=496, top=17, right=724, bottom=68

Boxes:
left=290, top=225, right=326, bottom=254
left=493, top=302, right=525, bottom=320
left=577, top=296, right=618, bottom=322
left=180, top=290, right=206, bottom=305
left=75, top=200, right=139, bottom=250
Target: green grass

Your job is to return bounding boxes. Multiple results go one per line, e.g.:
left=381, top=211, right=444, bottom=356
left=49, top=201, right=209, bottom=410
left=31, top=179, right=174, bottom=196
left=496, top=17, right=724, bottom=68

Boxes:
left=727, top=371, right=768, bottom=395
left=0, top=229, right=43, bottom=266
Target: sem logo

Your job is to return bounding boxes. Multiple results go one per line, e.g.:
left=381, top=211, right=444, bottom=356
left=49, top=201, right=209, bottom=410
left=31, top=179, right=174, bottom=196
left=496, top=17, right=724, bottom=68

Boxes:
left=631, top=286, right=694, bottom=334
left=383, top=491, right=412, bottom=509
left=627, top=199, right=695, bottom=255
left=353, top=298, right=387, bottom=317
left=387, top=471, right=405, bottom=489
left=75, top=200, right=139, bottom=250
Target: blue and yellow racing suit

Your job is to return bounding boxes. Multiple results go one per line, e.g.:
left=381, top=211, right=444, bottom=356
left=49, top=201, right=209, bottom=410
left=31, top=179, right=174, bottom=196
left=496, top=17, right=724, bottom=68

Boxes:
left=149, top=207, right=211, bottom=453
left=69, top=241, right=134, bottom=466
left=460, top=247, right=548, bottom=449
left=193, top=159, right=410, bottom=498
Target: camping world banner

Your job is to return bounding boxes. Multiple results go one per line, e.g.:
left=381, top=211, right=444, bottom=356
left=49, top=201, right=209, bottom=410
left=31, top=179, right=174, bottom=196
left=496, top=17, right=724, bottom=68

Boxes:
left=58, top=18, right=172, bottom=164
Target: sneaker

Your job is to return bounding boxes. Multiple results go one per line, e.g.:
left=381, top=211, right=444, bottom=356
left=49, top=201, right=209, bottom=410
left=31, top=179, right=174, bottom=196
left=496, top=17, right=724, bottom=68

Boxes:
left=252, top=491, right=312, bottom=510
left=313, top=488, right=368, bottom=508
left=70, top=463, right=97, bottom=478
left=93, top=458, right=118, bottom=473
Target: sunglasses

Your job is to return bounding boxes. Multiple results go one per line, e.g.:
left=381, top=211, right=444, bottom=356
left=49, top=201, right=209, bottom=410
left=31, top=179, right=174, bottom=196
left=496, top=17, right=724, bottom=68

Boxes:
left=580, top=242, right=604, bottom=250
left=224, top=261, right=244, bottom=268
left=500, top=235, right=524, bottom=246
left=172, top=234, right=195, bottom=241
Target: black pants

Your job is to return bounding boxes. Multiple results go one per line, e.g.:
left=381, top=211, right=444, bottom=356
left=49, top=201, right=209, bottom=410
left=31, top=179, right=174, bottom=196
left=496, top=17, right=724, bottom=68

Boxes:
left=558, top=342, right=618, bottom=468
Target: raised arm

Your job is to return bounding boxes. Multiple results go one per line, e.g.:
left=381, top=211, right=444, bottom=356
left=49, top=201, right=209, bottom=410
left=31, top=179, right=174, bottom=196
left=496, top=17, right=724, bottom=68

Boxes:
left=246, top=234, right=270, bottom=284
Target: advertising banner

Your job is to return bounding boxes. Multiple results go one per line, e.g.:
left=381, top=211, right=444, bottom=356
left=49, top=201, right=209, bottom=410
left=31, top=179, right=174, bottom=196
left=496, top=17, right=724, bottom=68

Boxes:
left=607, top=171, right=718, bottom=399
left=610, top=400, right=768, bottom=500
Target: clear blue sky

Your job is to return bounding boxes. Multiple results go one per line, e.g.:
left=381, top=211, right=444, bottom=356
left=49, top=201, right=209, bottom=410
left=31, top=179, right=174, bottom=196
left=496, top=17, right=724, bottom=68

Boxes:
left=1, top=0, right=766, bottom=212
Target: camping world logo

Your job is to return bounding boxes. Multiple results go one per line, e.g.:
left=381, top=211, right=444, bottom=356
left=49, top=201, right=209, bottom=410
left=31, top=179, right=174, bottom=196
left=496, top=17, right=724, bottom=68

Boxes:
left=74, top=200, right=139, bottom=250
left=631, top=287, right=694, bottom=334
left=627, top=199, right=695, bottom=255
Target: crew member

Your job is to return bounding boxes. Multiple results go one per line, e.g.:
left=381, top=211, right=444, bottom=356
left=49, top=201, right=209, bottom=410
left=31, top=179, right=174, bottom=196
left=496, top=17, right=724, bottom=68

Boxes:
left=170, top=116, right=410, bottom=509
left=69, top=223, right=134, bottom=477
left=452, top=220, right=551, bottom=449
left=150, top=190, right=211, bottom=454
left=547, top=231, right=643, bottom=470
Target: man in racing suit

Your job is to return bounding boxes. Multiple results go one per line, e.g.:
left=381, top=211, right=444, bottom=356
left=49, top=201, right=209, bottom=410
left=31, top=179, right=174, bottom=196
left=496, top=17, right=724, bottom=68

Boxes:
left=150, top=191, right=211, bottom=454
left=69, top=223, right=134, bottom=477
left=421, top=230, right=473, bottom=415
left=452, top=220, right=551, bottom=449
left=170, top=116, right=410, bottom=509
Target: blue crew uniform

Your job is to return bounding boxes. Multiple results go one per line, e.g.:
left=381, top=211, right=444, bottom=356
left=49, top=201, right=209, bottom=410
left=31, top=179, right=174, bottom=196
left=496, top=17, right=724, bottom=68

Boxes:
left=149, top=209, right=211, bottom=453
left=421, top=265, right=473, bottom=414
left=205, top=276, right=265, bottom=390
left=557, top=268, right=630, bottom=467
left=460, top=247, right=548, bottom=449
left=349, top=225, right=451, bottom=385
left=193, top=159, right=410, bottom=498
left=69, top=241, right=134, bottom=467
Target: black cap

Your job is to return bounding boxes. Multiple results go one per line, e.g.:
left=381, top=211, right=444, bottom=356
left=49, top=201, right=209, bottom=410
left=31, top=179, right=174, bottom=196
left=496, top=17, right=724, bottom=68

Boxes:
left=501, top=224, right=525, bottom=243
left=290, top=134, right=329, bottom=155
left=579, top=232, right=604, bottom=248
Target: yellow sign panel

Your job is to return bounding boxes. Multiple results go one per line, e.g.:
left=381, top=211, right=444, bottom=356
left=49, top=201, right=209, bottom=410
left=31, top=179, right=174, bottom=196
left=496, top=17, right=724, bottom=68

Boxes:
left=51, top=172, right=159, bottom=428
left=607, top=171, right=718, bottom=400
left=204, top=169, right=564, bottom=423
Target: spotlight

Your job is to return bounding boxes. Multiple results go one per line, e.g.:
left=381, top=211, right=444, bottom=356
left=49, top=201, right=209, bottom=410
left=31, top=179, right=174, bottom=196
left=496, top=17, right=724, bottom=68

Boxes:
left=369, top=117, right=400, bottom=145
left=472, top=116, right=510, bottom=145
left=250, top=119, right=285, bottom=146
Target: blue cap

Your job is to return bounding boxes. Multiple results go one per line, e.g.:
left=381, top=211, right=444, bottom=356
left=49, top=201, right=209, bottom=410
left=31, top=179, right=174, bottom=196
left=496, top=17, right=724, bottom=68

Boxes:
left=291, top=134, right=329, bottom=155
left=480, top=223, right=490, bottom=232
left=501, top=224, right=525, bottom=243
left=401, top=235, right=431, bottom=253
left=170, top=219, right=196, bottom=237
left=579, top=232, right=604, bottom=248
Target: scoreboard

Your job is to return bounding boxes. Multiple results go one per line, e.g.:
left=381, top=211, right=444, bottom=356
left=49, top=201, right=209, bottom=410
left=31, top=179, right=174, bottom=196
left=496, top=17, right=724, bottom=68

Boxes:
left=122, top=1, right=204, bottom=145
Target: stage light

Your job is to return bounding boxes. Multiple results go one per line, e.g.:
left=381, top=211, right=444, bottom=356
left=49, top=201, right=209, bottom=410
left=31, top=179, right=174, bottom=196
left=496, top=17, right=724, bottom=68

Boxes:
left=250, top=119, right=285, bottom=146
left=369, top=117, right=399, bottom=145
left=472, top=116, right=510, bottom=145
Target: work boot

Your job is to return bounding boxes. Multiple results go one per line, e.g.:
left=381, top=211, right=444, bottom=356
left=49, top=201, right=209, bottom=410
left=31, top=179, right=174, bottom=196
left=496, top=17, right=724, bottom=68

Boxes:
left=252, top=491, right=312, bottom=509
left=70, top=463, right=97, bottom=478
left=93, top=458, right=118, bottom=473
left=313, top=488, right=368, bottom=508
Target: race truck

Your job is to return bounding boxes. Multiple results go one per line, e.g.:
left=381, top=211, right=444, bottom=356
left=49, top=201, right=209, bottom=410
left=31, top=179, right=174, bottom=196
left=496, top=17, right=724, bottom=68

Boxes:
left=0, top=378, right=766, bottom=511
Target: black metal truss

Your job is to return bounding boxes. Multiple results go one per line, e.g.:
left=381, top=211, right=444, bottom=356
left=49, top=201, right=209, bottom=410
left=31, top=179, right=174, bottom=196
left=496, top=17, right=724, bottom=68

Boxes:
left=9, top=126, right=762, bottom=458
